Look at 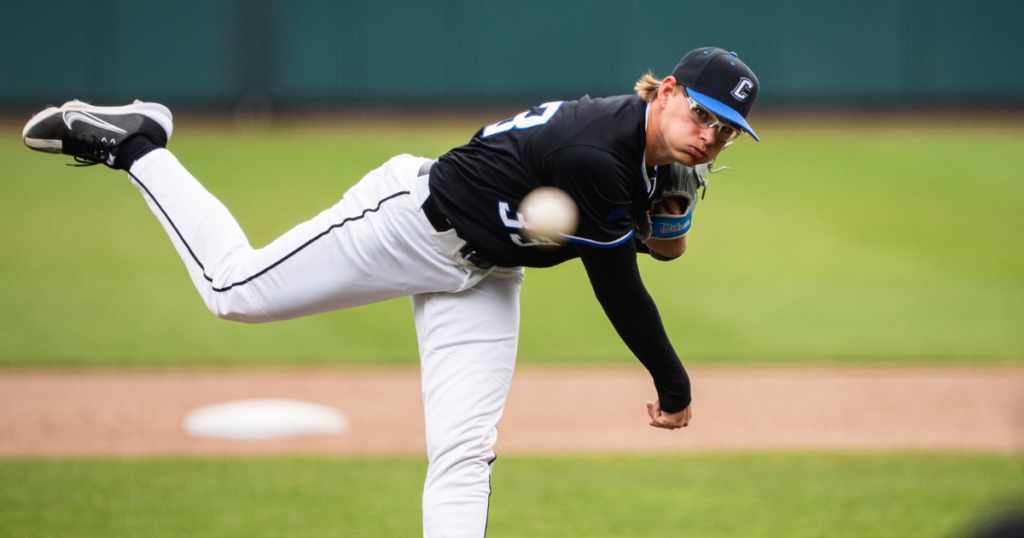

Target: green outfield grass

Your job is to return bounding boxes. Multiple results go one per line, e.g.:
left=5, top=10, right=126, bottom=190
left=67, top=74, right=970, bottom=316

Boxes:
left=0, top=453, right=1020, bottom=538
left=1, top=118, right=1022, bottom=366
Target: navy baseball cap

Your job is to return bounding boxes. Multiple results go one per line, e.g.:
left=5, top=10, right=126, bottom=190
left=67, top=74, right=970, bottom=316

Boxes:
left=671, top=47, right=760, bottom=141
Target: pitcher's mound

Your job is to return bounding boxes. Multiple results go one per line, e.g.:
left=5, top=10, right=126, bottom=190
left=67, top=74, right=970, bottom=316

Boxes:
left=184, top=399, right=348, bottom=440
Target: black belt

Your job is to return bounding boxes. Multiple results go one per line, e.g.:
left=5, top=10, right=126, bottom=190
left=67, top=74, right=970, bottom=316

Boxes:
left=418, top=160, right=494, bottom=270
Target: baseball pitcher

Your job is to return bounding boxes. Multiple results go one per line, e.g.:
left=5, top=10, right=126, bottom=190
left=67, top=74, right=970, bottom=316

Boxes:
left=23, top=47, right=759, bottom=537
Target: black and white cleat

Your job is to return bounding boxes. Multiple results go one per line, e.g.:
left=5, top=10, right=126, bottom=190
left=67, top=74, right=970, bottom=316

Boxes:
left=22, top=100, right=173, bottom=168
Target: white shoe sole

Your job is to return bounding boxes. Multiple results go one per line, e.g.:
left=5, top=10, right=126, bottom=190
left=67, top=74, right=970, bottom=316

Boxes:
left=22, top=100, right=174, bottom=153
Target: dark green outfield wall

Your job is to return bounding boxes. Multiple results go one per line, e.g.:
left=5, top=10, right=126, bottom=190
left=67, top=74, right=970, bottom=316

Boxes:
left=1, top=0, right=1021, bottom=109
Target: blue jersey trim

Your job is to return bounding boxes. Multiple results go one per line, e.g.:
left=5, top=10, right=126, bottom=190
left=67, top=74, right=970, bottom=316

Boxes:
left=563, top=230, right=633, bottom=248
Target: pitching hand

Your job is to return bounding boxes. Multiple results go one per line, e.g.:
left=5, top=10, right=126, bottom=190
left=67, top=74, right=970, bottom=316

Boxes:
left=646, top=399, right=691, bottom=429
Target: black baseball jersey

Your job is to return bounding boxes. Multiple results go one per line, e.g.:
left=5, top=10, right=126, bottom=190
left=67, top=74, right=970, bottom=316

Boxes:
left=430, top=94, right=662, bottom=268
left=429, top=94, right=692, bottom=413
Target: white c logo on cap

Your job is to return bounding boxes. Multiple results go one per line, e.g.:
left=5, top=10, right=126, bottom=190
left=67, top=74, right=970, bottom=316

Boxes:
left=731, top=78, right=754, bottom=101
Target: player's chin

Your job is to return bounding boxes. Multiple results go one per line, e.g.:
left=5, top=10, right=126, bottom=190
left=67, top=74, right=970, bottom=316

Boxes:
left=672, top=152, right=708, bottom=167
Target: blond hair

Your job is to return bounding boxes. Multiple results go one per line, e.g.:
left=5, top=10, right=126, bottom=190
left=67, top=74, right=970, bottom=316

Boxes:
left=634, top=72, right=662, bottom=102
left=635, top=71, right=683, bottom=102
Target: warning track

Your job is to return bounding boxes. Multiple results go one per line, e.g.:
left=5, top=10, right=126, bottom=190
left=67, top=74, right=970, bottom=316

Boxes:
left=0, top=366, right=1021, bottom=457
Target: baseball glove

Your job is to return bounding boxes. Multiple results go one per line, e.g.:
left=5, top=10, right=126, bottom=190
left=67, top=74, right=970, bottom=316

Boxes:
left=635, top=161, right=713, bottom=243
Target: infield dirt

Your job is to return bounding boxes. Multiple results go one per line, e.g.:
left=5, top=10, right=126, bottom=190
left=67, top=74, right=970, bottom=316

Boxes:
left=1, top=366, right=1021, bottom=457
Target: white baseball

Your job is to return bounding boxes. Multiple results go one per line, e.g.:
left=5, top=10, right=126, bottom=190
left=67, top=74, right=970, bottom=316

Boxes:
left=520, top=186, right=578, bottom=243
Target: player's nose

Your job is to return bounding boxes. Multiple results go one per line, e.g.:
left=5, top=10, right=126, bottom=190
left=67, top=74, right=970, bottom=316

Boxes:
left=698, top=126, right=717, bottom=144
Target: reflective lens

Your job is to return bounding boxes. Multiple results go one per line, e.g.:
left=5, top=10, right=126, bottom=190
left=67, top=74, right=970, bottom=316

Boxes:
left=684, top=91, right=744, bottom=143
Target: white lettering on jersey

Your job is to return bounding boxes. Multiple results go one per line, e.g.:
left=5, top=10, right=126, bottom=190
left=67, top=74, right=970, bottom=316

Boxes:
left=482, top=101, right=564, bottom=138
left=510, top=233, right=560, bottom=248
left=500, top=201, right=561, bottom=247
left=498, top=201, right=525, bottom=229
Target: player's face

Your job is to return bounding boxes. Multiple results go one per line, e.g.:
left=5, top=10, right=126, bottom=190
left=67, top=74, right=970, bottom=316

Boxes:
left=653, top=83, right=732, bottom=167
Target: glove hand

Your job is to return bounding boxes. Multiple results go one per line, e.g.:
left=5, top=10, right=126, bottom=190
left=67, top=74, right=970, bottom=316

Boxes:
left=650, top=195, right=692, bottom=240
left=645, top=196, right=688, bottom=258
left=652, top=196, right=684, bottom=216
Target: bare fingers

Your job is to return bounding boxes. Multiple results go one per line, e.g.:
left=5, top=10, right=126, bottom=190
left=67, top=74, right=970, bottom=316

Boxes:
left=646, top=401, right=692, bottom=429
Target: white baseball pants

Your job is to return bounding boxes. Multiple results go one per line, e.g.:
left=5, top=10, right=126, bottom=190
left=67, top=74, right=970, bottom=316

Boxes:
left=128, top=150, right=523, bottom=538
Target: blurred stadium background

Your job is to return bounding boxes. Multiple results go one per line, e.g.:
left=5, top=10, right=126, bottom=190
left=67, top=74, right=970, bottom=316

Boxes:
left=1, top=1, right=1022, bottom=537
left=2, top=0, right=1023, bottom=111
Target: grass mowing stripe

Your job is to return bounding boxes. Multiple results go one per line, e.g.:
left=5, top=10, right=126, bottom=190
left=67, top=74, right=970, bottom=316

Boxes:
left=0, top=453, right=1020, bottom=538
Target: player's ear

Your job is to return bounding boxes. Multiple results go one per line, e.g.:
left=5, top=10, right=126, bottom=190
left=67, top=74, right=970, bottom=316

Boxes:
left=658, top=76, right=679, bottom=106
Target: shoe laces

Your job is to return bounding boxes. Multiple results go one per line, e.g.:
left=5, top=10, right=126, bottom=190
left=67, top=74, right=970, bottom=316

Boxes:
left=66, top=134, right=115, bottom=167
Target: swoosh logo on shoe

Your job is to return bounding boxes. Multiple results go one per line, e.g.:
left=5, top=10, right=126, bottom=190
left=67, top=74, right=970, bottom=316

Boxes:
left=63, top=111, right=128, bottom=135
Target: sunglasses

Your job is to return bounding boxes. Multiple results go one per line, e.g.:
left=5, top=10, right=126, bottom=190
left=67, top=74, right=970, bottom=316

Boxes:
left=683, top=89, right=744, bottom=143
